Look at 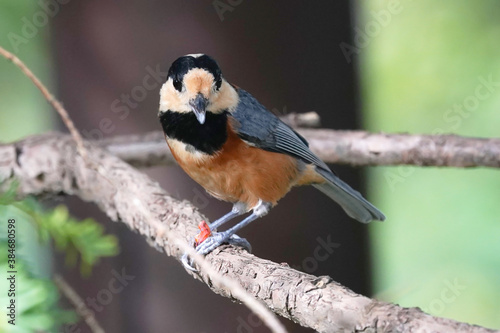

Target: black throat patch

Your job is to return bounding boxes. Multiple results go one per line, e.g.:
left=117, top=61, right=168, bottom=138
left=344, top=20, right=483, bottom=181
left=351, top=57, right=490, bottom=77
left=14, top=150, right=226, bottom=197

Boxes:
left=159, top=111, right=228, bottom=155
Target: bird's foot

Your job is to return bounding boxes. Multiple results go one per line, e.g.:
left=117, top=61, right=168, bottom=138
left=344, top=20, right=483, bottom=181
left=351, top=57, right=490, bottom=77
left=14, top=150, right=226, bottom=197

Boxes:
left=196, top=231, right=252, bottom=255
left=181, top=232, right=251, bottom=272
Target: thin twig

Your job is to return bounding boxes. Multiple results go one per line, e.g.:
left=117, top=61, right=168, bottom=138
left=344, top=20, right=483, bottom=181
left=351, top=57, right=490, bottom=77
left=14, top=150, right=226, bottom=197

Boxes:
left=54, top=274, right=105, bottom=333
left=0, top=46, right=88, bottom=161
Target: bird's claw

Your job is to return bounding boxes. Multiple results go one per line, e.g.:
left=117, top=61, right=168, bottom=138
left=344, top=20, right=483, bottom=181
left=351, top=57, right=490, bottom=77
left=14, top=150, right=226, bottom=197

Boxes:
left=195, top=232, right=252, bottom=255
left=181, top=252, right=197, bottom=272
left=181, top=232, right=252, bottom=272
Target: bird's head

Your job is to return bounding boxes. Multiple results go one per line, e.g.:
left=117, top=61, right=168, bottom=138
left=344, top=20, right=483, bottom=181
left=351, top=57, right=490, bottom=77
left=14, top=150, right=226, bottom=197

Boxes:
left=159, top=54, right=237, bottom=124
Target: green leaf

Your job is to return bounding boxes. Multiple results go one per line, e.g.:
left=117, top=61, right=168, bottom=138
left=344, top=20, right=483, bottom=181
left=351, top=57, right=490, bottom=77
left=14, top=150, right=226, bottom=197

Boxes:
left=0, top=181, right=119, bottom=331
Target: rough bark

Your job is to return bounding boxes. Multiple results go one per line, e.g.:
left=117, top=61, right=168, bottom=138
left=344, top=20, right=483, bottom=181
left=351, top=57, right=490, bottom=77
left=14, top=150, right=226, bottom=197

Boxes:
left=100, top=130, right=500, bottom=169
left=0, top=133, right=498, bottom=333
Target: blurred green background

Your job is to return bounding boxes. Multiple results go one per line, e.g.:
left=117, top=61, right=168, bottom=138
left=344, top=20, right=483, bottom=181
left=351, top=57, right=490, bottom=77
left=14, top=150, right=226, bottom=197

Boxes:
left=1, top=0, right=499, bottom=331
left=0, top=0, right=53, bottom=272
left=0, top=1, right=56, bottom=332
left=361, top=0, right=500, bottom=328
left=0, top=1, right=54, bottom=141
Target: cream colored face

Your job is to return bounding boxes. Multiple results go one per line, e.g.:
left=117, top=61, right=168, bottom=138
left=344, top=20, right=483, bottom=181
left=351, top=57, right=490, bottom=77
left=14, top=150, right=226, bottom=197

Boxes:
left=159, top=68, right=239, bottom=115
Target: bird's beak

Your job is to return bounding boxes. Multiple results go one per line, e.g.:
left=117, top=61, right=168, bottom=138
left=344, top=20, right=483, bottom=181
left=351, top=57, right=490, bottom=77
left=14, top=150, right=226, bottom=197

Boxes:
left=189, top=93, right=208, bottom=124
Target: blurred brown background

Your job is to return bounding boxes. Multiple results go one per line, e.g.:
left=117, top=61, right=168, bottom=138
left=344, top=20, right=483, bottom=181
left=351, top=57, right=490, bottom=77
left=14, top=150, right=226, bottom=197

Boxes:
left=52, top=1, right=369, bottom=332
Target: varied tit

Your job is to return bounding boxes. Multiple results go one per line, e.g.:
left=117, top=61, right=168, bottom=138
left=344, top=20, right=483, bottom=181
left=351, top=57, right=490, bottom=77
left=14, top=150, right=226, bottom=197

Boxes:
left=158, top=54, right=385, bottom=268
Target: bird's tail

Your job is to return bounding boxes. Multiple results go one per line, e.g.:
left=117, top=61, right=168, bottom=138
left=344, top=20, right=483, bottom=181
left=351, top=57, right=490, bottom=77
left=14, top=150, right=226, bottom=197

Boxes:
left=313, top=169, right=385, bottom=223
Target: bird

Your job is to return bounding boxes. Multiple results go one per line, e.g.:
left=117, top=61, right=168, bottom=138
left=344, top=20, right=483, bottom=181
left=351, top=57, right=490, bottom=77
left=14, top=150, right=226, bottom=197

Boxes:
left=158, top=54, right=385, bottom=267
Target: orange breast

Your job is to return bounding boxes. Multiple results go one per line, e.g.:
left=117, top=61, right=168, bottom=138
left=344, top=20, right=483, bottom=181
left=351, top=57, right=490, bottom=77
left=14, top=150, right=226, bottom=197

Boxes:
left=167, top=124, right=305, bottom=209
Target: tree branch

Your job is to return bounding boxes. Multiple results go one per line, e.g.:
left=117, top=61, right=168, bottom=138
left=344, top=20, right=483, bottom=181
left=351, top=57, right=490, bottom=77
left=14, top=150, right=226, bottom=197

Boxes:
left=1, top=133, right=497, bottom=333
left=279, top=111, right=321, bottom=128
left=100, top=130, right=500, bottom=169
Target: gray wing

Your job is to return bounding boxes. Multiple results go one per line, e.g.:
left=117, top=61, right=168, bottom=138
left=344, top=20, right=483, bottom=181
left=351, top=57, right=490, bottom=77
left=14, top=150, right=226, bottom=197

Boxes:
left=231, top=88, right=386, bottom=223
left=231, top=89, right=330, bottom=172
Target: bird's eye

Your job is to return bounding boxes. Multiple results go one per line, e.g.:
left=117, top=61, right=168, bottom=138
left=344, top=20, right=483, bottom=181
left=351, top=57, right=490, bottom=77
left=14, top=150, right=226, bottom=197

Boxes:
left=173, top=78, right=183, bottom=92
left=215, top=77, right=222, bottom=90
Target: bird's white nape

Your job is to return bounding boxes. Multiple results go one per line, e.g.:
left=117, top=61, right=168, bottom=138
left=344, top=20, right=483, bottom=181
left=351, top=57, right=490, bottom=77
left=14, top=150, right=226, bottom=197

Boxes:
left=185, top=53, right=204, bottom=58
